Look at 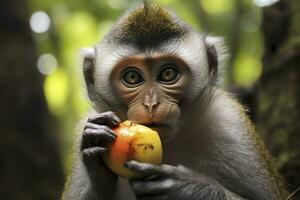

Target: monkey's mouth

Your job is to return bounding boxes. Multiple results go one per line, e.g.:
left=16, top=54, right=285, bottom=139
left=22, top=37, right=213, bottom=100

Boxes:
left=142, top=122, right=171, bottom=128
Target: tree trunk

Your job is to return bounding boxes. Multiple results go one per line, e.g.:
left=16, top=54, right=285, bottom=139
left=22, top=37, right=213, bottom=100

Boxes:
left=257, top=0, right=300, bottom=198
left=0, top=0, right=64, bottom=199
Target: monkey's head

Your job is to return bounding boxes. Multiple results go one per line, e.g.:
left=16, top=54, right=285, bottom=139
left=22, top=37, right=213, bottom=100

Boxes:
left=82, top=5, right=227, bottom=142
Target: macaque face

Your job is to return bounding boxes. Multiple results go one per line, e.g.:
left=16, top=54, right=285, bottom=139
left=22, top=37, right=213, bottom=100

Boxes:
left=110, top=54, right=191, bottom=141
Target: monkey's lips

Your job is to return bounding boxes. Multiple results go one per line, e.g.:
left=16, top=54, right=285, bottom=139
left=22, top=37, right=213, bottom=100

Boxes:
left=141, top=122, right=171, bottom=128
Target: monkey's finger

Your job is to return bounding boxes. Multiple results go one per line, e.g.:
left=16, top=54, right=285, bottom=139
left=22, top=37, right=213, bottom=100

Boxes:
left=84, top=122, right=103, bottom=130
left=125, top=160, right=167, bottom=176
left=83, top=123, right=118, bottom=136
left=87, top=111, right=120, bottom=127
left=81, top=127, right=116, bottom=150
left=84, top=127, right=116, bottom=140
left=130, top=178, right=174, bottom=196
left=126, top=161, right=177, bottom=177
left=82, top=146, right=107, bottom=159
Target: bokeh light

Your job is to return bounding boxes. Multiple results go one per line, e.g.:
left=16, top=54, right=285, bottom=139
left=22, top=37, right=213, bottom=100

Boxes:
left=234, top=53, right=262, bottom=86
left=29, top=11, right=51, bottom=33
left=44, top=69, right=68, bottom=115
left=37, top=53, right=57, bottom=75
left=253, top=0, right=280, bottom=7
left=200, top=0, right=234, bottom=14
left=107, top=0, right=129, bottom=9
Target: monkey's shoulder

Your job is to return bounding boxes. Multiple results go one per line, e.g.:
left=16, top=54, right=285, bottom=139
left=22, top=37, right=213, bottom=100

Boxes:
left=208, top=89, right=252, bottom=131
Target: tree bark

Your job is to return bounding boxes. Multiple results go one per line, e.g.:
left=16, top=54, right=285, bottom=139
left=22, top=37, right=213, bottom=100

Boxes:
left=0, top=0, right=64, bottom=199
left=257, top=0, right=300, bottom=198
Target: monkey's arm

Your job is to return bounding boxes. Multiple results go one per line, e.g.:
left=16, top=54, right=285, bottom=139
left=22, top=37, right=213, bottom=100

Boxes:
left=126, top=161, right=246, bottom=200
left=62, top=112, right=121, bottom=200
left=62, top=156, right=98, bottom=200
left=200, top=91, right=287, bottom=200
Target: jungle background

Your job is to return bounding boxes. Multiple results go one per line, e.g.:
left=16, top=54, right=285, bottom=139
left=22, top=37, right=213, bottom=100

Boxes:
left=1, top=0, right=299, bottom=199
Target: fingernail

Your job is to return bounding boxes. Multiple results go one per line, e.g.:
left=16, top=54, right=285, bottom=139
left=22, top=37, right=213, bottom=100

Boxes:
left=108, top=136, right=114, bottom=142
left=100, top=148, right=108, bottom=153
left=112, top=134, right=117, bottom=140
left=112, top=118, right=119, bottom=125
left=109, top=130, right=116, bottom=137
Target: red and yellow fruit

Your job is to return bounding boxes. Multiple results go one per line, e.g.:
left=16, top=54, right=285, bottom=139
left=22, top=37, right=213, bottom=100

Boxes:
left=102, top=120, right=163, bottom=178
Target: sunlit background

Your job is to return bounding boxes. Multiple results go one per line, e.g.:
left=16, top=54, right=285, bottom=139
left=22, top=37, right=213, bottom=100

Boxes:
left=27, top=0, right=280, bottom=173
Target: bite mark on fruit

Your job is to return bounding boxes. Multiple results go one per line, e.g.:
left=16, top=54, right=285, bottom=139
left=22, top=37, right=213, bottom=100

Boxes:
left=136, top=143, right=154, bottom=151
left=127, top=137, right=137, bottom=160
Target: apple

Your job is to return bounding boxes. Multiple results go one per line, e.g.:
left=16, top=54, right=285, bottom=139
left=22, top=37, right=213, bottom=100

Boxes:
left=102, top=120, right=163, bottom=178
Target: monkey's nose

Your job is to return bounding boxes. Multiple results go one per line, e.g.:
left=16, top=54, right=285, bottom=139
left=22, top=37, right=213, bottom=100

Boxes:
left=143, top=94, right=159, bottom=113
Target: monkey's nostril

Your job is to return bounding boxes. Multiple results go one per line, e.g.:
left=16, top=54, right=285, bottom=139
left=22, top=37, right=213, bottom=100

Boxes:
left=143, top=93, right=159, bottom=113
left=143, top=99, right=159, bottom=113
left=149, top=103, right=158, bottom=113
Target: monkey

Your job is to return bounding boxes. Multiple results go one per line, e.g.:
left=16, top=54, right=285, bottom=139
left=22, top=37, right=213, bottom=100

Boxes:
left=62, top=4, right=288, bottom=200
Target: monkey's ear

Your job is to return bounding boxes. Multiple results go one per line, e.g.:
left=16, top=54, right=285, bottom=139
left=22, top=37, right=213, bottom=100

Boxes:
left=81, top=47, right=96, bottom=101
left=205, top=36, right=228, bottom=84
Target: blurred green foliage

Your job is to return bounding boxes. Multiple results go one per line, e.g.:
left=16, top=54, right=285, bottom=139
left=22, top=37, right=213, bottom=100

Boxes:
left=27, top=0, right=264, bottom=173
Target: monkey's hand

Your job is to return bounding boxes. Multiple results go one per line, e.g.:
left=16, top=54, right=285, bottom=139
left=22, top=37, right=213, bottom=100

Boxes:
left=80, top=111, right=120, bottom=198
left=126, top=161, right=236, bottom=200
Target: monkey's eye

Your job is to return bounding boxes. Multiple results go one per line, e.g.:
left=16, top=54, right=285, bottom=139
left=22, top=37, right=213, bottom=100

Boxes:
left=158, top=66, right=180, bottom=84
left=121, top=68, right=144, bottom=87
